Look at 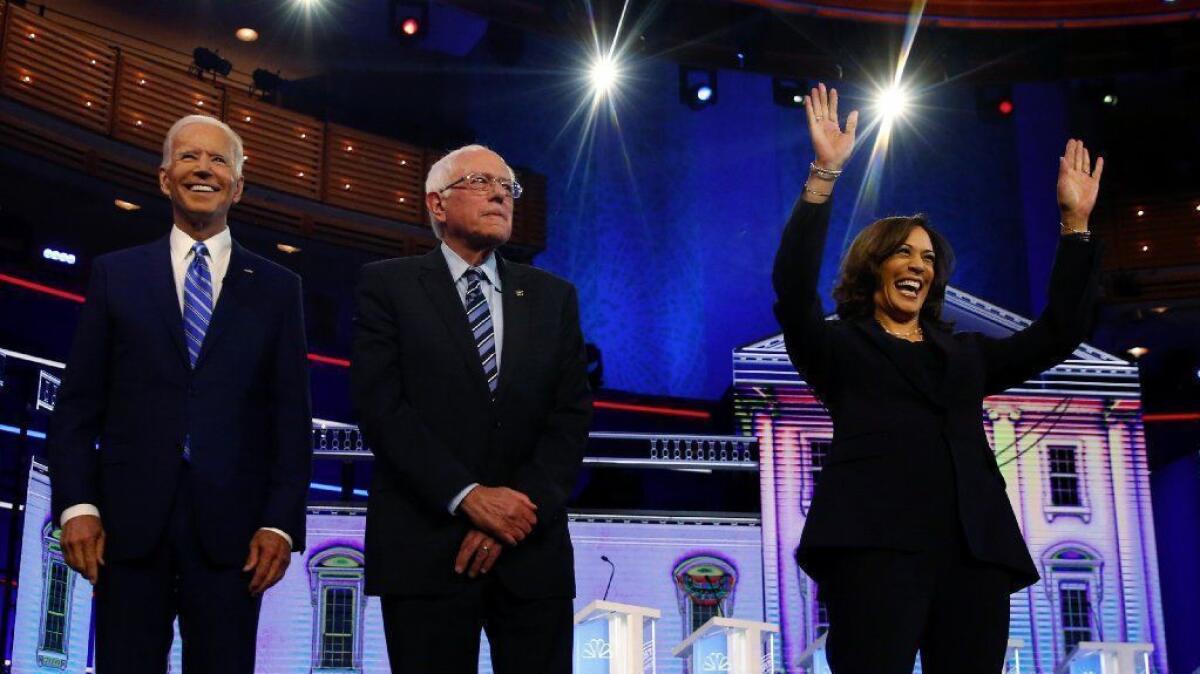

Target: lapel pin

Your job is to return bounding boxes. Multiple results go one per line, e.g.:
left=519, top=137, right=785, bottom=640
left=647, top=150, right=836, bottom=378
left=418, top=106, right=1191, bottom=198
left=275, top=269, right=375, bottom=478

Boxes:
left=515, top=289, right=525, bottom=297
left=243, top=268, right=254, bottom=274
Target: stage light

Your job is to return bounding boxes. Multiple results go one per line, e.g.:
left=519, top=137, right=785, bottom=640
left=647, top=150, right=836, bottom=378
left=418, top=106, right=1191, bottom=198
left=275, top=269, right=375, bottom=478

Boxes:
left=42, top=248, right=76, bottom=265
left=235, top=28, right=259, bottom=42
left=191, top=47, right=232, bottom=79
left=1103, top=94, right=1119, bottom=106
left=390, top=1, right=428, bottom=39
left=590, top=55, right=620, bottom=99
left=773, top=78, right=808, bottom=109
left=1127, top=346, right=1149, bottom=359
left=251, top=68, right=284, bottom=98
left=1137, top=209, right=1145, bottom=217
left=680, top=66, right=717, bottom=110
left=875, top=84, right=911, bottom=122
left=976, top=85, right=1013, bottom=122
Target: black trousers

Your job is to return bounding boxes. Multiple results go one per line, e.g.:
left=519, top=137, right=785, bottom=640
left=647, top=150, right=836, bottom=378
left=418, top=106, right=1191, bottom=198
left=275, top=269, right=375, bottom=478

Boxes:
left=380, top=577, right=573, bottom=674
left=93, top=463, right=262, bottom=674
left=819, top=543, right=1012, bottom=674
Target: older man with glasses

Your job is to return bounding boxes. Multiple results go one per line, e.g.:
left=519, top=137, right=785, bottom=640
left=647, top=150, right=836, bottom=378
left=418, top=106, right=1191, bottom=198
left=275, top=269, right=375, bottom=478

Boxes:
left=351, top=144, right=593, bottom=673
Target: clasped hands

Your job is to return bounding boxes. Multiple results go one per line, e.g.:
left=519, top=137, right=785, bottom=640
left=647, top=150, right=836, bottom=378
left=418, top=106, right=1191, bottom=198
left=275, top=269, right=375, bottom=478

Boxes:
left=454, top=485, right=538, bottom=578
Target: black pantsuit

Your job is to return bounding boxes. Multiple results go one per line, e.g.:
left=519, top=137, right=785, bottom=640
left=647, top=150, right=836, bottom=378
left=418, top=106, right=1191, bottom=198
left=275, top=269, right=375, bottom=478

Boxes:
left=772, top=197, right=1100, bottom=672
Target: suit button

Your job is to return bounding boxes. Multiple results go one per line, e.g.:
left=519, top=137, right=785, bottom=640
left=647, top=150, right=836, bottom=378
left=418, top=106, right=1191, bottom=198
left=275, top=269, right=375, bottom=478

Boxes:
left=493, top=420, right=502, bottom=429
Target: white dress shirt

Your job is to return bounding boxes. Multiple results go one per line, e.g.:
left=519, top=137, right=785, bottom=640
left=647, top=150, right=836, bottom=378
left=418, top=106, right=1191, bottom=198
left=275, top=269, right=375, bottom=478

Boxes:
left=62, top=225, right=293, bottom=548
left=440, top=243, right=504, bottom=515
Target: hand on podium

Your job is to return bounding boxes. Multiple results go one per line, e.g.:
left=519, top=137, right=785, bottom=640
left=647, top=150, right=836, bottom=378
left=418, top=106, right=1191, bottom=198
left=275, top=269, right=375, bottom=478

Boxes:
left=455, top=529, right=502, bottom=578
left=460, top=485, right=537, bottom=546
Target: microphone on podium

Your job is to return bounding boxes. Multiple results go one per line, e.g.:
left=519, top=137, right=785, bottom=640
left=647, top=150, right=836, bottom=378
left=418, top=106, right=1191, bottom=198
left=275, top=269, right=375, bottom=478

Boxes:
left=601, top=555, right=616, bottom=601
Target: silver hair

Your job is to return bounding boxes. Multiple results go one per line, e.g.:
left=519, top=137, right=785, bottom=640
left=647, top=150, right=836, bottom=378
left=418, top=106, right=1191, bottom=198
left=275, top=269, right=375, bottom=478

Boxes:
left=160, top=114, right=246, bottom=178
left=424, top=144, right=514, bottom=240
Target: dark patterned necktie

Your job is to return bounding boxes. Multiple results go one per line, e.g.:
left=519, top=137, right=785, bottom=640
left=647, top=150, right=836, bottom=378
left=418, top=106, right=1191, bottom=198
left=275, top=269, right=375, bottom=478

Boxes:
left=463, top=268, right=498, bottom=397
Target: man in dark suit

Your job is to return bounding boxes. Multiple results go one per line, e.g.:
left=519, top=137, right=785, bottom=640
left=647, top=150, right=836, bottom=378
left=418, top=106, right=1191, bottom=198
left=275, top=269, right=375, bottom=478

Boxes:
left=352, top=144, right=592, bottom=673
left=46, top=115, right=312, bottom=673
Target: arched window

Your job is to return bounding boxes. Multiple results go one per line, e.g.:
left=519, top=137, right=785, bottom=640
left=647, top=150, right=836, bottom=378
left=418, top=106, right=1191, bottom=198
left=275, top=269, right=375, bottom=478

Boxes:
left=37, top=521, right=75, bottom=669
left=1041, top=544, right=1104, bottom=660
left=307, top=546, right=367, bottom=673
left=673, top=555, right=737, bottom=637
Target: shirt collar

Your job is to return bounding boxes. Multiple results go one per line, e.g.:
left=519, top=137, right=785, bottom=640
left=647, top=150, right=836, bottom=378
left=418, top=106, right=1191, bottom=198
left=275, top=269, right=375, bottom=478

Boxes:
left=440, top=243, right=502, bottom=291
left=170, top=224, right=232, bottom=262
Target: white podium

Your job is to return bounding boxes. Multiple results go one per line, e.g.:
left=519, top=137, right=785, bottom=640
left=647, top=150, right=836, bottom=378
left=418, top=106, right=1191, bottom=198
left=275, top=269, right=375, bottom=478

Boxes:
left=796, top=635, right=1025, bottom=674
left=1056, top=642, right=1154, bottom=674
left=573, top=600, right=662, bottom=674
left=672, top=616, right=779, bottom=674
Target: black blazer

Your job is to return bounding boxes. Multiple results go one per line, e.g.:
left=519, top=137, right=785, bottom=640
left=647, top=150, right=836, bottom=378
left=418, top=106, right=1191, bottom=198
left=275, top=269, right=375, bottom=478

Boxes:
left=351, top=249, right=593, bottom=598
left=773, top=199, right=1100, bottom=590
left=46, top=236, right=313, bottom=565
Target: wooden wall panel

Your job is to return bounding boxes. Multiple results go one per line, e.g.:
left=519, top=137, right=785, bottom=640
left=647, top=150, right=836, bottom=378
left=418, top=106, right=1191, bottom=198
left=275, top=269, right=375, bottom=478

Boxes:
left=112, top=54, right=223, bottom=154
left=1096, top=198, right=1200, bottom=271
left=324, top=124, right=426, bottom=226
left=226, top=91, right=322, bottom=199
left=0, top=5, right=547, bottom=253
left=0, top=5, right=114, bottom=133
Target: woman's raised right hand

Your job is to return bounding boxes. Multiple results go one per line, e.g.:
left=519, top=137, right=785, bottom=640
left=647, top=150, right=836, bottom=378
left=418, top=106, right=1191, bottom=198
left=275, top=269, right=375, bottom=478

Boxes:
left=806, top=82, right=858, bottom=171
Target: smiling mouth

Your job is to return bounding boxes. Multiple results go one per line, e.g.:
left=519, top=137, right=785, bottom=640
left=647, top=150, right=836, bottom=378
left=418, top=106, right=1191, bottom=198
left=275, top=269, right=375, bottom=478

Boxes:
left=185, top=184, right=219, bottom=193
left=895, top=278, right=923, bottom=299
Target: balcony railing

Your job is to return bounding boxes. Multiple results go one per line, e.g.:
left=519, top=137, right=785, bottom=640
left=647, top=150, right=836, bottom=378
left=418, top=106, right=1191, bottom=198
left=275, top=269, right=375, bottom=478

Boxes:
left=0, top=3, right=547, bottom=253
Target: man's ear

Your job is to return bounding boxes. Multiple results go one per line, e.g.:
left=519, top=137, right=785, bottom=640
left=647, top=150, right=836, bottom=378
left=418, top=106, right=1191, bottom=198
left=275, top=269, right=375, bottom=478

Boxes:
left=425, top=191, right=446, bottom=222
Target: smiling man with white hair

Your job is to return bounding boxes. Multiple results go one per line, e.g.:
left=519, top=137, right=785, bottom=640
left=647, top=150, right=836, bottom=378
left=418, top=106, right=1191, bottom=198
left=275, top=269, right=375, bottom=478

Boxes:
left=47, top=114, right=312, bottom=673
left=352, top=144, right=592, bottom=673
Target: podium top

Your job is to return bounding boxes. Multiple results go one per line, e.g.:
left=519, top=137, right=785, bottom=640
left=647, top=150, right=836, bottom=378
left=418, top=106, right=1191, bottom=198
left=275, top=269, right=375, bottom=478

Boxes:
left=672, top=616, right=779, bottom=657
left=573, top=600, right=663, bottom=624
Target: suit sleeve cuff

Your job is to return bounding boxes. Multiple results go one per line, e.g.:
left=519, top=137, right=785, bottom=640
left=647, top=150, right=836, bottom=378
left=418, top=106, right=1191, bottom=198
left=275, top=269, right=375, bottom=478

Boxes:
left=61, top=504, right=100, bottom=527
left=259, top=527, right=293, bottom=549
left=448, top=483, right=479, bottom=515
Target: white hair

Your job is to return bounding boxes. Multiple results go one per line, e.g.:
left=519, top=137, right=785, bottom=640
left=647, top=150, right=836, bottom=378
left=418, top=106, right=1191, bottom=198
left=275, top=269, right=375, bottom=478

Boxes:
left=160, top=114, right=245, bottom=178
left=424, top=144, right=514, bottom=239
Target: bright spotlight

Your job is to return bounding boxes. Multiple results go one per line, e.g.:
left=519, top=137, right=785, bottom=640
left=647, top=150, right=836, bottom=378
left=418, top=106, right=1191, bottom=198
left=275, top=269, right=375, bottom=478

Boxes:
left=590, top=56, right=619, bottom=98
left=876, top=84, right=911, bottom=120
left=695, top=85, right=713, bottom=103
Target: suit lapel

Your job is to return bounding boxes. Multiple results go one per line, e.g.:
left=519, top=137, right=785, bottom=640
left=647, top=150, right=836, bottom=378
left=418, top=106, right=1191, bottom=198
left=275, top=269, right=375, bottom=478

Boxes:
left=193, top=242, right=254, bottom=370
left=851, top=316, right=944, bottom=407
left=147, top=237, right=190, bottom=368
left=418, top=250, right=492, bottom=402
left=494, top=256, right=529, bottom=402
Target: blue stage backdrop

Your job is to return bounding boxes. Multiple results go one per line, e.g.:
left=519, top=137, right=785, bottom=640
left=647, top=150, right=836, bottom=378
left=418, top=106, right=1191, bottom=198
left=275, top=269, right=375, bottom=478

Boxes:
left=423, top=38, right=1069, bottom=398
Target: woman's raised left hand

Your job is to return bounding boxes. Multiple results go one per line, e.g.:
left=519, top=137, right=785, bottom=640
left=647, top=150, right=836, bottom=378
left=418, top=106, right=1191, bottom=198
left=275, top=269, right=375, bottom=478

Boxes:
left=1057, top=138, right=1104, bottom=231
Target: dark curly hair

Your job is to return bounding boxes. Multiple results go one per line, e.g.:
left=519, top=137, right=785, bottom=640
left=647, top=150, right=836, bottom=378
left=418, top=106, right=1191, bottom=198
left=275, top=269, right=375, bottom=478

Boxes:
left=832, top=214, right=956, bottom=325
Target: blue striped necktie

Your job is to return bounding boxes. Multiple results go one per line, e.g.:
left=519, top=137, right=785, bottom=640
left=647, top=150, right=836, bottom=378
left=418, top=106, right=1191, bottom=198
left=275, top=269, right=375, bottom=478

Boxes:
left=183, top=242, right=213, bottom=368
left=463, top=268, right=498, bottom=398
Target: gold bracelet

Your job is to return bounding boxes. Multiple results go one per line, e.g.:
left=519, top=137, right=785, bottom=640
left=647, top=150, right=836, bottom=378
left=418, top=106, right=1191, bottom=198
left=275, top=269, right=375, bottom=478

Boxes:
left=804, top=186, right=831, bottom=198
left=809, top=162, right=843, bottom=180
